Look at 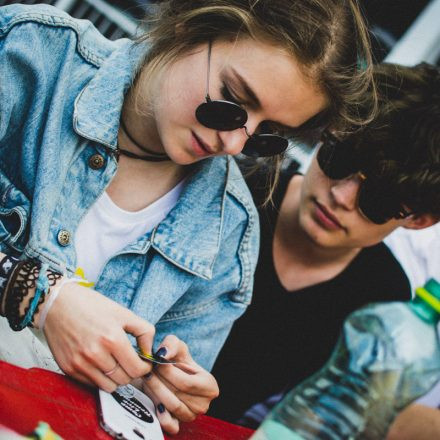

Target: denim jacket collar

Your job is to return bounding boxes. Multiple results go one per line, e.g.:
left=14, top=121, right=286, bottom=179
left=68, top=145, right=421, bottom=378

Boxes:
left=152, top=157, right=227, bottom=280
left=73, top=40, right=146, bottom=150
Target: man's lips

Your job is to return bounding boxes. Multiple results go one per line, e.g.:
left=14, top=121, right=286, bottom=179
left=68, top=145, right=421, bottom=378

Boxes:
left=314, top=201, right=344, bottom=230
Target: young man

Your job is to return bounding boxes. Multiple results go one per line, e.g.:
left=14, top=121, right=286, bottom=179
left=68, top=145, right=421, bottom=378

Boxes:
left=209, top=62, right=440, bottom=436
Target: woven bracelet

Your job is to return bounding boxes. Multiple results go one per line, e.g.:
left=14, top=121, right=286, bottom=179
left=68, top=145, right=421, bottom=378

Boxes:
left=6, top=261, right=39, bottom=331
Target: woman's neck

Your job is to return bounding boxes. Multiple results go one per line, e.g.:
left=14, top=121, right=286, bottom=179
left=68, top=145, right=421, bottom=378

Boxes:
left=108, top=155, right=187, bottom=212
left=273, top=175, right=361, bottom=291
left=107, top=96, right=188, bottom=212
left=119, top=92, right=166, bottom=158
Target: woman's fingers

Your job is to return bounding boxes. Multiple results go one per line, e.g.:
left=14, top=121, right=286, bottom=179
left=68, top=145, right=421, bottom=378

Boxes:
left=71, top=371, right=95, bottom=388
left=142, top=377, right=181, bottom=435
left=155, top=364, right=217, bottom=397
left=158, top=335, right=194, bottom=363
left=124, top=311, right=156, bottom=357
left=101, top=359, right=133, bottom=387
left=64, top=359, right=119, bottom=393
left=44, top=282, right=156, bottom=389
left=155, top=369, right=216, bottom=415
left=110, top=334, right=153, bottom=379
left=152, top=334, right=219, bottom=415
left=143, top=373, right=197, bottom=422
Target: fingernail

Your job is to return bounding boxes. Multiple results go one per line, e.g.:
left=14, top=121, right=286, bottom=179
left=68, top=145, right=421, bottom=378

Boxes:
left=157, top=403, right=165, bottom=413
left=156, top=347, right=167, bottom=357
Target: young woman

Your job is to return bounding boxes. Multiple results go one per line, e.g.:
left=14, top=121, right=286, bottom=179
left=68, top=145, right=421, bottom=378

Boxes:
left=0, top=0, right=374, bottom=433
left=210, top=63, right=440, bottom=431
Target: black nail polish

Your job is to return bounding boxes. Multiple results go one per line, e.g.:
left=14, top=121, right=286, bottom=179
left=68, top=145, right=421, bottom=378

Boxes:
left=156, top=347, right=167, bottom=357
left=157, top=403, right=165, bottom=413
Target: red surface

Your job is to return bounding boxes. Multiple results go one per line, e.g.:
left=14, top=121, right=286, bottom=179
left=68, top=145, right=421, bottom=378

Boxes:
left=0, top=360, right=253, bottom=440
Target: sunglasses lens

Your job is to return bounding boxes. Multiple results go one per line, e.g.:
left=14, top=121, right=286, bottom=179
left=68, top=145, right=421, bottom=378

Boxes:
left=358, top=180, right=396, bottom=224
left=317, top=141, right=359, bottom=180
left=196, top=100, right=247, bottom=131
left=242, top=134, right=288, bottom=158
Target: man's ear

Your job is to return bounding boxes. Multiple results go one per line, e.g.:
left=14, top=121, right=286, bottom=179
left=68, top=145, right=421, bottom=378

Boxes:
left=403, top=213, right=440, bottom=230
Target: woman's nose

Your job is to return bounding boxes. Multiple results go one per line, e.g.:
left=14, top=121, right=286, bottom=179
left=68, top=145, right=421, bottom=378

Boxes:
left=217, top=127, right=249, bottom=156
left=218, top=117, right=260, bottom=156
left=330, top=175, right=362, bottom=210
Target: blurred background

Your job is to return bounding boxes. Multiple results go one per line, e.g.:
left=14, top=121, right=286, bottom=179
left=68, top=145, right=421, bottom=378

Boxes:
left=1, top=0, right=439, bottom=66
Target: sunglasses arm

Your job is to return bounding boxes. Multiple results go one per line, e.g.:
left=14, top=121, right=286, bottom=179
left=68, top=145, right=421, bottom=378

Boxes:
left=205, top=41, right=212, bottom=103
left=243, top=125, right=254, bottom=139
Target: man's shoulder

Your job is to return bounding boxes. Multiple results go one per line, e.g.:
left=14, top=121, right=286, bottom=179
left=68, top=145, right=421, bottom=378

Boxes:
left=347, top=242, right=412, bottom=301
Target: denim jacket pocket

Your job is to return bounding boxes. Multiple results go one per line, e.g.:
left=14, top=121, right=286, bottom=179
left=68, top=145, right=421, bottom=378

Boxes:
left=0, top=180, right=30, bottom=252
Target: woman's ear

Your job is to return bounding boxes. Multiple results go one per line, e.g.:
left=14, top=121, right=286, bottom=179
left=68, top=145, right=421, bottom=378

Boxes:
left=403, top=213, right=440, bottom=230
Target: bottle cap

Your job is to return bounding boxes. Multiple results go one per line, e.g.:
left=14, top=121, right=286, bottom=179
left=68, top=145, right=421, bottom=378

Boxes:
left=415, top=279, right=440, bottom=314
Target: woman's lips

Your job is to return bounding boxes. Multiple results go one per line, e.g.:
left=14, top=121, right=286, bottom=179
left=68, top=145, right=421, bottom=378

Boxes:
left=313, top=201, right=344, bottom=230
left=191, top=132, right=214, bottom=157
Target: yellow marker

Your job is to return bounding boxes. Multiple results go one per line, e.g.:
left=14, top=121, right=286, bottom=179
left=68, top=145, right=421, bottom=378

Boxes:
left=74, top=267, right=95, bottom=288
left=133, top=346, right=176, bottom=365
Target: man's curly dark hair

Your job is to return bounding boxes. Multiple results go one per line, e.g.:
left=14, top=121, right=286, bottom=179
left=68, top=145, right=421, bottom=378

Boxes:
left=349, top=63, right=440, bottom=217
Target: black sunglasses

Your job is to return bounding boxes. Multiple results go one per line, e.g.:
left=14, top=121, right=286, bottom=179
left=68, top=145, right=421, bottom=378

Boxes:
left=316, top=132, right=413, bottom=224
left=195, top=42, right=288, bottom=158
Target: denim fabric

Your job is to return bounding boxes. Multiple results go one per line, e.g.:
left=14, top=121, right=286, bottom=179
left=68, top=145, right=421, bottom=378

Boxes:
left=0, top=4, right=259, bottom=370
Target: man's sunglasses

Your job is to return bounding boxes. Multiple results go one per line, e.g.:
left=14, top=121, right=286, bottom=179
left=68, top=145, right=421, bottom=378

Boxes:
left=195, top=42, right=288, bottom=158
left=316, top=132, right=413, bottom=224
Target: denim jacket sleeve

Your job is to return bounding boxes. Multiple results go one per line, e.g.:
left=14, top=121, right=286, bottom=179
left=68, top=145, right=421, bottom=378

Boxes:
left=0, top=4, right=111, bottom=255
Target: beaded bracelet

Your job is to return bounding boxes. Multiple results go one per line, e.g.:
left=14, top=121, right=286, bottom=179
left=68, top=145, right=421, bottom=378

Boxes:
left=0, top=255, right=20, bottom=316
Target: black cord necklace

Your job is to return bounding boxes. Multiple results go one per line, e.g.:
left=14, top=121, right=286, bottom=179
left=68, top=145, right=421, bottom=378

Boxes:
left=117, top=119, right=170, bottom=162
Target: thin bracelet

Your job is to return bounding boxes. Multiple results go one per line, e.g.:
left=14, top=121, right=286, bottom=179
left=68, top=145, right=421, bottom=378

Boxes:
left=38, top=277, right=84, bottom=330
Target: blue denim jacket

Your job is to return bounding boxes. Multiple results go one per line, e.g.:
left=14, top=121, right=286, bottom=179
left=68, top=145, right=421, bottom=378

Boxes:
left=0, top=4, right=259, bottom=370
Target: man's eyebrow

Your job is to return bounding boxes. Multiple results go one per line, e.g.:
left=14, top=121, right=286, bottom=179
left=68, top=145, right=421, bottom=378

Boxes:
left=230, top=68, right=261, bottom=108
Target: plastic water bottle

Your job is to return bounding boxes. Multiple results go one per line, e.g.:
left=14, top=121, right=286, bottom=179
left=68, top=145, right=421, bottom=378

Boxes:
left=252, top=279, right=440, bottom=440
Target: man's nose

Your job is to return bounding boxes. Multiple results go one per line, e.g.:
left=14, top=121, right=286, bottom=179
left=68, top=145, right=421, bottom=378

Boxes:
left=330, top=174, right=363, bottom=210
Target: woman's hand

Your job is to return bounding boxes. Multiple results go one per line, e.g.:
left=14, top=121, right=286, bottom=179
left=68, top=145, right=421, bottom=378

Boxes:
left=42, top=281, right=155, bottom=392
left=141, top=335, right=219, bottom=435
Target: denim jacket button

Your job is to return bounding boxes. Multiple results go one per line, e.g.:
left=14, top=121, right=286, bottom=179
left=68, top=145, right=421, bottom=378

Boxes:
left=57, top=229, right=71, bottom=246
left=89, top=154, right=105, bottom=170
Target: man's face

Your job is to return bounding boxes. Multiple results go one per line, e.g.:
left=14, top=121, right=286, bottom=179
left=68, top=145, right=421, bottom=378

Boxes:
left=297, top=149, right=412, bottom=249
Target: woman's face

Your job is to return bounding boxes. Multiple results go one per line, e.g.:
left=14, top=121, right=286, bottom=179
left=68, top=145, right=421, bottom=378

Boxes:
left=138, top=38, right=328, bottom=165
left=297, top=150, right=411, bottom=249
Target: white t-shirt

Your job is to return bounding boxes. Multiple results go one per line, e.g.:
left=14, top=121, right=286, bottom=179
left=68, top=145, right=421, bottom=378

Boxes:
left=74, top=181, right=185, bottom=283
left=385, top=224, right=440, bottom=294
left=385, top=224, right=440, bottom=408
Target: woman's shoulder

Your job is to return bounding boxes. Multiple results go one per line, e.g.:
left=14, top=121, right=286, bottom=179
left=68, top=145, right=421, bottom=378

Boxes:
left=0, top=3, right=117, bottom=68
left=225, top=157, right=259, bottom=218
left=171, top=156, right=259, bottom=243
